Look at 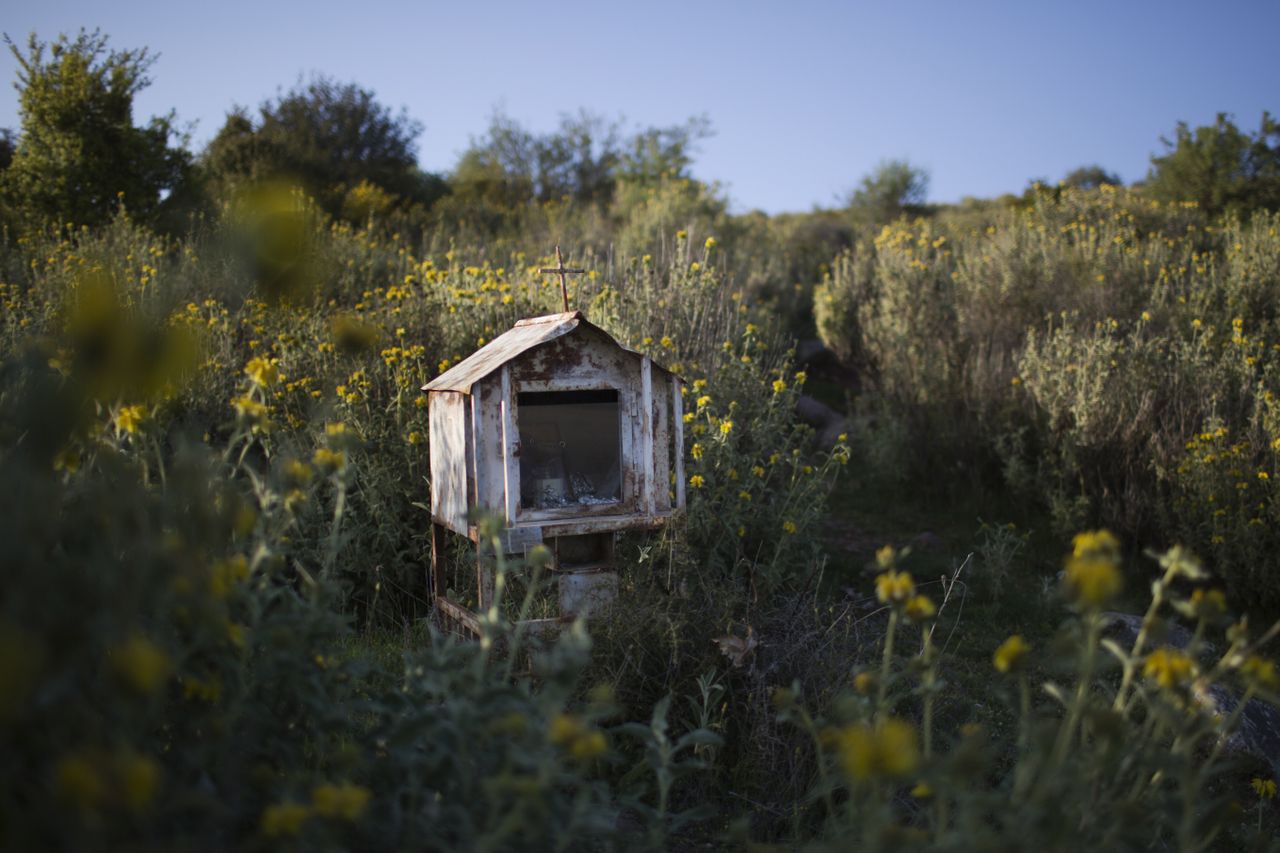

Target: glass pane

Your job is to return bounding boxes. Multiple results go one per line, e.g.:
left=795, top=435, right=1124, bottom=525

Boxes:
left=517, top=390, right=621, bottom=510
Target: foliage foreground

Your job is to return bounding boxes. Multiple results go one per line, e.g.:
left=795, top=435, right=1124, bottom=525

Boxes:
left=0, top=193, right=1276, bottom=850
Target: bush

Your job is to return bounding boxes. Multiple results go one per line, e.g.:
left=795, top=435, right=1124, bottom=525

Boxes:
left=814, top=186, right=1280, bottom=613
left=776, top=536, right=1280, bottom=850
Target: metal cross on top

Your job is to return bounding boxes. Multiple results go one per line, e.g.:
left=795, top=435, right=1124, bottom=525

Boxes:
left=540, top=246, right=585, bottom=312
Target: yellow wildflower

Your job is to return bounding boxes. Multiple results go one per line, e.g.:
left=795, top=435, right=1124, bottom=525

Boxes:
left=1064, top=529, right=1122, bottom=607
left=829, top=718, right=919, bottom=782
left=704, top=236, right=717, bottom=250
left=571, top=731, right=607, bottom=760
left=782, top=519, right=798, bottom=534
left=875, top=545, right=897, bottom=570
left=689, top=474, right=705, bottom=489
left=875, top=569, right=915, bottom=605
left=232, top=394, right=268, bottom=423
left=311, top=783, right=371, bottom=821
left=1143, top=647, right=1196, bottom=689
left=691, top=443, right=704, bottom=461
left=1187, top=588, right=1228, bottom=621
left=548, top=714, right=606, bottom=761
left=720, top=420, right=733, bottom=436
left=209, top=555, right=249, bottom=598
left=993, top=635, right=1030, bottom=673
left=313, top=448, right=346, bottom=473
left=772, top=379, right=787, bottom=394
left=118, top=751, right=160, bottom=811
left=182, top=675, right=223, bottom=703
left=115, top=404, right=147, bottom=435
left=244, top=357, right=279, bottom=387
left=904, top=594, right=936, bottom=622
left=549, top=713, right=583, bottom=745
left=1252, top=777, right=1278, bottom=799
left=1241, top=655, right=1279, bottom=689
left=285, top=459, right=313, bottom=486
left=262, top=802, right=311, bottom=836
left=53, top=447, right=80, bottom=473
left=56, top=754, right=105, bottom=813
left=110, top=635, right=171, bottom=695
left=1072, top=529, right=1120, bottom=559
left=853, top=671, right=875, bottom=695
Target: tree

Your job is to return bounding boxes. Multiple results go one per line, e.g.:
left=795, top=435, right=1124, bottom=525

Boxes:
left=615, top=115, right=712, bottom=188
left=0, top=128, right=14, bottom=171
left=442, top=111, right=713, bottom=235
left=1146, top=112, right=1280, bottom=217
left=451, top=110, right=625, bottom=207
left=202, top=76, right=443, bottom=217
left=1, top=30, right=191, bottom=228
left=848, top=159, right=929, bottom=223
left=1061, top=164, right=1121, bottom=190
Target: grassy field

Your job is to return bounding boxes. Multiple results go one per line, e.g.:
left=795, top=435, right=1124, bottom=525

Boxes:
left=2, top=181, right=1279, bottom=850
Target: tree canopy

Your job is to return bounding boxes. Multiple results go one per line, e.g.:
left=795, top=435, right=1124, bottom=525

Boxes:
left=1, top=29, right=190, bottom=228
left=202, top=76, right=444, bottom=219
left=1146, top=112, right=1280, bottom=217
left=848, top=159, right=930, bottom=223
left=1061, top=165, right=1122, bottom=190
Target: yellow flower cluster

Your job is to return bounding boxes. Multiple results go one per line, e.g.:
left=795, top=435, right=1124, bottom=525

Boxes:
left=109, top=634, right=171, bottom=695
left=1143, top=647, right=1196, bottom=690
left=1064, top=529, right=1123, bottom=608
left=875, top=568, right=914, bottom=605
left=1241, top=654, right=1279, bottom=689
left=56, top=749, right=161, bottom=815
left=825, top=718, right=920, bottom=782
left=261, top=782, right=372, bottom=837
left=115, top=404, right=147, bottom=435
left=993, top=634, right=1030, bottom=673
left=1252, top=777, right=1278, bottom=799
left=244, top=356, right=280, bottom=388
left=313, top=447, right=347, bottom=473
left=547, top=713, right=607, bottom=761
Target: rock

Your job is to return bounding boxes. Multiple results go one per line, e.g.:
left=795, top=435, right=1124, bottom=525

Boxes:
left=1101, top=611, right=1277, bottom=775
left=795, top=338, right=861, bottom=389
left=795, top=338, right=831, bottom=367
left=1202, top=683, right=1280, bottom=776
left=796, top=394, right=848, bottom=450
left=1100, top=612, right=1198, bottom=652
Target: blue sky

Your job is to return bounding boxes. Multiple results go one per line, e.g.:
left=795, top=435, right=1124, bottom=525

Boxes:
left=1, top=0, right=1277, bottom=214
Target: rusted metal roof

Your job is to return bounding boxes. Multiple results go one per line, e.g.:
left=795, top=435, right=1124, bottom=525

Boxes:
left=422, top=311, right=676, bottom=394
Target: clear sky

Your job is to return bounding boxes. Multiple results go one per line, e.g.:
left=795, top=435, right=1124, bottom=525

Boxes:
left=1, top=0, right=1277, bottom=214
